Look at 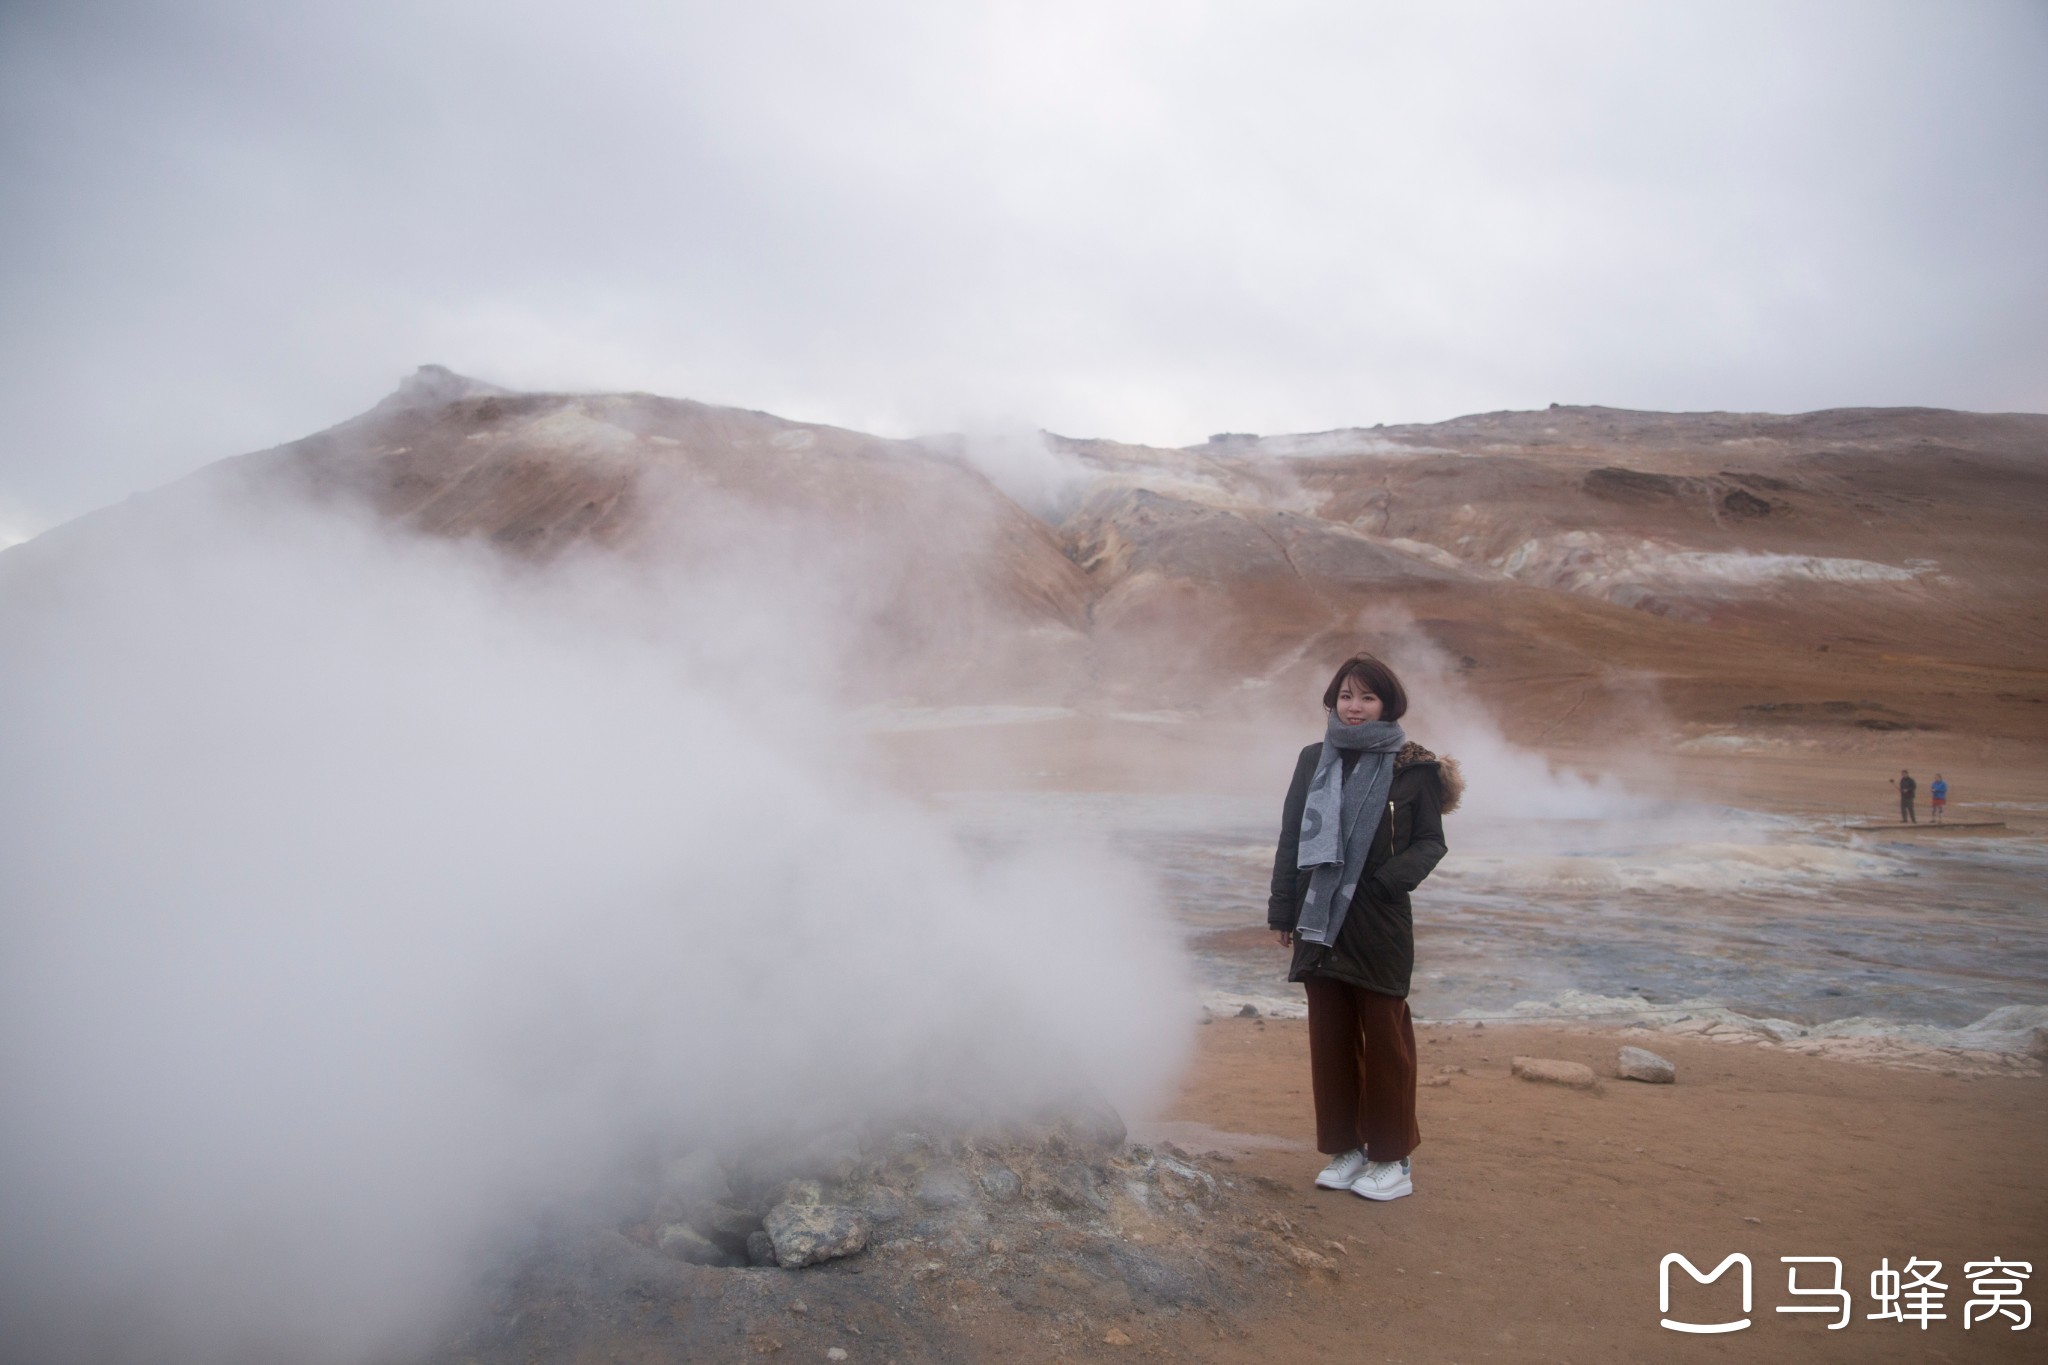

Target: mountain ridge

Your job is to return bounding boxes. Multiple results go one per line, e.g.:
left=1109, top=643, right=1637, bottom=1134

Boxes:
left=13, top=366, right=2046, bottom=746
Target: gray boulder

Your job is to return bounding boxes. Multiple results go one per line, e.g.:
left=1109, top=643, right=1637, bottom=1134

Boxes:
left=764, top=1203, right=870, bottom=1269
left=1617, top=1045, right=1676, bottom=1083
left=979, top=1164, right=1022, bottom=1201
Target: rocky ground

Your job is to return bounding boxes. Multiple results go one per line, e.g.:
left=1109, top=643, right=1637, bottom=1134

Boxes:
left=426, top=1105, right=1341, bottom=1363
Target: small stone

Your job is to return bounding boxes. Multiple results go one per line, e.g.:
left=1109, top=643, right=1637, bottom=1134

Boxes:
left=747, top=1230, right=777, bottom=1266
left=1057, top=1096, right=1128, bottom=1150
left=1511, top=1056, right=1597, bottom=1089
left=1744, top=1216, right=1761, bottom=1225
left=978, top=1164, right=1021, bottom=1201
left=788, top=1300, right=808, bottom=1316
left=826, top=1350, right=849, bottom=1362
left=763, top=1204, right=869, bottom=1269
left=1617, top=1045, right=1676, bottom=1083
left=1285, top=1244, right=1339, bottom=1276
left=1103, top=1328, right=1134, bottom=1347
left=1237, top=1004, right=1259, bottom=1018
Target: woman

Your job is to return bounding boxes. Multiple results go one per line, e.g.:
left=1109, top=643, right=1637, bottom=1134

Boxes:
left=1267, top=652, right=1460, bottom=1200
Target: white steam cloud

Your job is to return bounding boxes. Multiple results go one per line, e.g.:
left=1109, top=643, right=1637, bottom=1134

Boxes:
left=0, top=473, right=1191, bottom=1365
left=929, top=427, right=1094, bottom=523
left=1341, top=605, right=1652, bottom=822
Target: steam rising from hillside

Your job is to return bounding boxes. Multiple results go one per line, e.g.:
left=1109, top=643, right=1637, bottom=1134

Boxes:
left=0, top=474, right=1191, bottom=1365
left=1338, top=606, right=1652, bottom=822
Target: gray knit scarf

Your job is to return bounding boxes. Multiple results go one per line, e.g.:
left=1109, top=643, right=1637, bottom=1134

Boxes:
left=1293, top=714, right=1406, bottom=947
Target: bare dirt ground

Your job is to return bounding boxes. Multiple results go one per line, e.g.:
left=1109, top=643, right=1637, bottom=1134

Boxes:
left=1130, top=1015, right=2046, bottom=1365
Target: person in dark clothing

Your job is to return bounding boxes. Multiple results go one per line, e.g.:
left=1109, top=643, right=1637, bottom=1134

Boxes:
left=1267, top=652, right=1461, bottom=1201
left=1895, top=769, right=1917, bottom=824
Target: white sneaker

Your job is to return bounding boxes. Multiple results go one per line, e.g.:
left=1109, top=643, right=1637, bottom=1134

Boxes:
left=1350, top=1156, right=1413, bottom=1201
left=1314, top=1147, right=1368, bottom=1189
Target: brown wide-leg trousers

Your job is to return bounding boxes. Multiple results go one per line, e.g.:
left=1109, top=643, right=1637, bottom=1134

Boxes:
left=1304, top=975, right=1420, bottom=1161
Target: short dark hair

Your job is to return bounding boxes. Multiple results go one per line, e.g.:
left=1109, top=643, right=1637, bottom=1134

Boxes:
left=1322, top=652, right=1408, bottom=721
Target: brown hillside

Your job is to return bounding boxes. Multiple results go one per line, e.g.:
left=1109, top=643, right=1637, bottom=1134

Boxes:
left=15, top=371, right=2046, bottom=750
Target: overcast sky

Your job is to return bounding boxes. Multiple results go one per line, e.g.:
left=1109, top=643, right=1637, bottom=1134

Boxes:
left=3, top=0, right=2044, bottom=536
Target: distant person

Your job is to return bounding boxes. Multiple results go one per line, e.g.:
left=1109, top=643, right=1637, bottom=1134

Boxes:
left=1893, top=769, right=1917, bottom=824
left=1267, top=652, right=1461, bottom=1202
left=1930, top=773, right=1948, bottom=824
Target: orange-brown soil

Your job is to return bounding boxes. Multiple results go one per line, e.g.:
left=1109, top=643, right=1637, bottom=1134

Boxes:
left=1107, top=1015, right=2046, bottom=1365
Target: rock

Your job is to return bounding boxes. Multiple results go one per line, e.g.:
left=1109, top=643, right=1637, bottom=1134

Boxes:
left=1617, top=1045, right=1676, bottom=1083
left=763, top=1203, right=869, bottom=1269
left=858, top=1188, right=904, bottom=1224
left=746, top=1230, right=777, bottom=1266
left=1237, top=1004, right=1259, bottom=1017
left=1155, top=1157, right=1216, bottom=1202
left=826, top=1350, right=849, bottom=1362
left=1103, top=1327, right=1134, bottom=1347
left=657, top=1221, right=745, bottom=1268
left=914, top=1167, right=975, bottom=1209
left=979, top=1164, right=1022, bottom=1201
left=1048, top=1163, right=1112, bottom=1213
left=1285, top=1244, right=1339, bottom=1277
left=1072, top=1108, right=1129, bottom=1150
left=1511, top=1056, right=1597, bottom=1089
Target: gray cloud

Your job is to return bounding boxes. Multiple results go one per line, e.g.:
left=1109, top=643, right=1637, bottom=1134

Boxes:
left=3, top=0, right=2044, bottom=532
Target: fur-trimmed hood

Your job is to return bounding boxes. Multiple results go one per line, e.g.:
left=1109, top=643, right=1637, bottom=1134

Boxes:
left=1392, top=740, right=1464, bottom=814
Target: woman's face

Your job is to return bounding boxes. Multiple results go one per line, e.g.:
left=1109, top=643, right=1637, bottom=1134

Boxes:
left=1334, top=675, right=1383, bottom=726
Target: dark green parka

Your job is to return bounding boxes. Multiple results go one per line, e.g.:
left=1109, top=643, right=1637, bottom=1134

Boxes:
left=1266, top=740, right=1461, bottom=998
